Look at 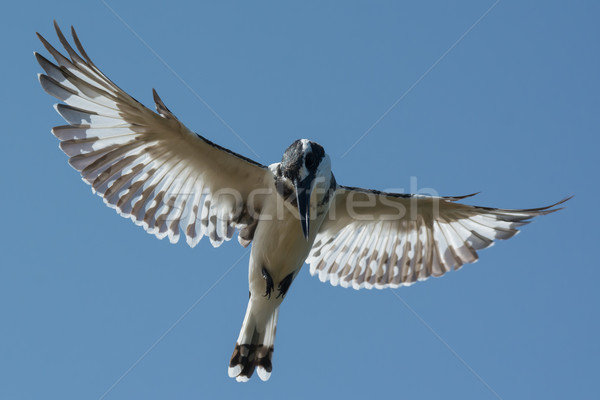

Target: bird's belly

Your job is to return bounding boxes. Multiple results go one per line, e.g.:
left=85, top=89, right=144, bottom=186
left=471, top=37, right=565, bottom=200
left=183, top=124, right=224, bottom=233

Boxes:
left=249, top=198, right=319, bottom=283
left=253, top=216, right=311, bottom=277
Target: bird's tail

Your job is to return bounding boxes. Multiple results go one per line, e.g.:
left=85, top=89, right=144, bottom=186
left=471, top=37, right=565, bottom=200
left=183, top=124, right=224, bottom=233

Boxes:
left=228, top=302, right=279, bottom=382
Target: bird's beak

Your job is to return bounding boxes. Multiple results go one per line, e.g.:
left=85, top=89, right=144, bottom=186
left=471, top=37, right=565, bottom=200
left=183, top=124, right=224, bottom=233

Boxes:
left=295, top=178, right=313, bottom=240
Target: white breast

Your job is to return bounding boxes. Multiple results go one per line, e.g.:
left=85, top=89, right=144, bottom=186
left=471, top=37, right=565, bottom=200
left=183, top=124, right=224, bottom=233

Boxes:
left=249, top=166, right=332, bottom=282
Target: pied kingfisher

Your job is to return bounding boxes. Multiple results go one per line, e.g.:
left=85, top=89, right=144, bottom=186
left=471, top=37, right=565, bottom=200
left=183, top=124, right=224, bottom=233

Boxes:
left=36, top=22, right=570, bottom=382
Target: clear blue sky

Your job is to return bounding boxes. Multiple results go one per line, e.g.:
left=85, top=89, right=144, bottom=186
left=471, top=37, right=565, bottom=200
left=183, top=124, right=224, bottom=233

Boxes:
left=1, top=1, right=598, bottom=399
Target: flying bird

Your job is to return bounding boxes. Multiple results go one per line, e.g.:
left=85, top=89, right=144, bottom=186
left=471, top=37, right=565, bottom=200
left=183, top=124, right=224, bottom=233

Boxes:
left=36, top=22, right=569, bottom=382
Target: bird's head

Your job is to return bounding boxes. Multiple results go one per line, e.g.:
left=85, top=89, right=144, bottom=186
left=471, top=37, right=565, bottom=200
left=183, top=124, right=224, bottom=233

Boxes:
left=279, top=139, right=332, bottom=240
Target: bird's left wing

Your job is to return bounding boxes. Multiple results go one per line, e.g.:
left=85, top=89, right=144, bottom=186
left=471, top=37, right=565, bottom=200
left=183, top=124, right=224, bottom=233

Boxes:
left=36, top=22, right=269, bottom=248
left=307, top=186, right=569, bottom=289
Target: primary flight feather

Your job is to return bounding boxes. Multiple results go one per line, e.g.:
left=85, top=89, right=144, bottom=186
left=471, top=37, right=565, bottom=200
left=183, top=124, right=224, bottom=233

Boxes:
left=36, top=21, right=569, bottom=382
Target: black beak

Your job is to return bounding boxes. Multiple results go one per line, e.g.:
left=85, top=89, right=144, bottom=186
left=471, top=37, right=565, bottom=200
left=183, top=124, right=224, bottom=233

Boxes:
left=295, top=178, right=313, bottom=240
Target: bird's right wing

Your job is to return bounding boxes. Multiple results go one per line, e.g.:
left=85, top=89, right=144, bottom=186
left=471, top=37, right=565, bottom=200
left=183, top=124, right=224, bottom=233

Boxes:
left=36, top=22, right=269, bottom=248
left=308, top=186, right=570, bottom=289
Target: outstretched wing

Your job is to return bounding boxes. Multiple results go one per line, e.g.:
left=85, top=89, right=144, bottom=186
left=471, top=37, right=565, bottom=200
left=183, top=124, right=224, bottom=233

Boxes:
left=307, top=186, right=570, bottom=289
left=36, top=22, right=268, bottom=248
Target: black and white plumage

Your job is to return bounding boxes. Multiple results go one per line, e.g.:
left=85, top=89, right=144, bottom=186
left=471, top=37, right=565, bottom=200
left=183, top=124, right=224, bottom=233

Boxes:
left=36, top=22, right=570, bottom=382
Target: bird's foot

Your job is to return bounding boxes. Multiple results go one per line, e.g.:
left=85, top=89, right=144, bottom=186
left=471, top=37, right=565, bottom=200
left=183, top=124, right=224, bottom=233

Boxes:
left=262, top=267, right=274, bottom=299
left=276, top=272, right=294, bottom=299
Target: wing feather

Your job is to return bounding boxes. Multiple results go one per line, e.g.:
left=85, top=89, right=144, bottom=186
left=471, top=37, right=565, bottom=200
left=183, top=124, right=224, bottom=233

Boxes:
left=308, top=186, right=570, bottom=289
left=37, top=22, right=268, bottom=248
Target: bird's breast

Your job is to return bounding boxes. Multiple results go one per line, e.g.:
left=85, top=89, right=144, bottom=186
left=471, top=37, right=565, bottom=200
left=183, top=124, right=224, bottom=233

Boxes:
left=249, top=168, right=334, bottom=282
left=251, top=197, right=315, bottom=279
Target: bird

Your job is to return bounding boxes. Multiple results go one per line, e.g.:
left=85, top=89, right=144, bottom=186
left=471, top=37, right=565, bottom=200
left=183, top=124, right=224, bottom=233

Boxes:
left=36, top=22, right=570, bottom=382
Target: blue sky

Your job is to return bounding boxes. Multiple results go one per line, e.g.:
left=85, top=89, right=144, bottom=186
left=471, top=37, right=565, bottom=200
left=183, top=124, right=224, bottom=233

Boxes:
left=1, top=1, right=598, bottom=399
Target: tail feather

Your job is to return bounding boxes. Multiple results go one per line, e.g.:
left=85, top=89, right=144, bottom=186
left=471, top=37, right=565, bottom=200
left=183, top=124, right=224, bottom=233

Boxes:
left=256, top=307, right=278, bottom=381
left=229, top=304, right=279, bottom=382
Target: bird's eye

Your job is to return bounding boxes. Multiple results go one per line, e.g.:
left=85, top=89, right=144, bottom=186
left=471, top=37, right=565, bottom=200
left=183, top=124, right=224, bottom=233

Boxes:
left=305, top=153, right=316, bottom=168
